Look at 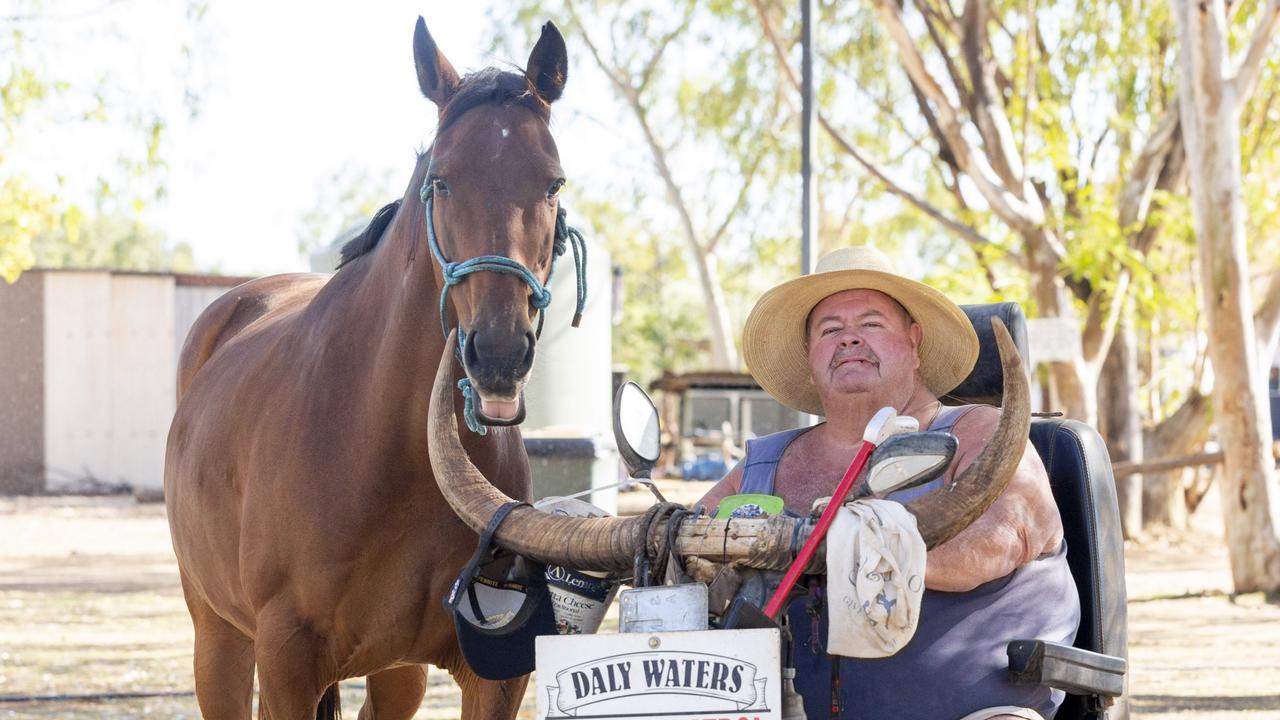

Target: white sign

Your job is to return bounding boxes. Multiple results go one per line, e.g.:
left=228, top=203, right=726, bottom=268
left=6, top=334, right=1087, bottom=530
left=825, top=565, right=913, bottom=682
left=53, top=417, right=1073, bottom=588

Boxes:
left=536, top=628, right=782, bottom=720
left=1025, top=317, right=1080, bottom=363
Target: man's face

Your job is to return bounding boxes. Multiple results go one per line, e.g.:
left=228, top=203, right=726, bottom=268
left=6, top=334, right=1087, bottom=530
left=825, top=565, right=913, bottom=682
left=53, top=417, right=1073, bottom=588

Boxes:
left=805, top=289, right=923, bottom=402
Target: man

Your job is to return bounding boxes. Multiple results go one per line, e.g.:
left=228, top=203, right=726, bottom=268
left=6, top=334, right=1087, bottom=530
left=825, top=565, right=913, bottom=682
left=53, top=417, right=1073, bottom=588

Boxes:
left=699, top=246, right=1080, bottom=719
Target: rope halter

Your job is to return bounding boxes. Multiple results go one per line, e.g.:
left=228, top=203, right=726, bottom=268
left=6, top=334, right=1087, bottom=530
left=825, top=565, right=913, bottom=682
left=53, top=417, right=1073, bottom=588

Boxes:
left=420, top=177, right=588, bottom=435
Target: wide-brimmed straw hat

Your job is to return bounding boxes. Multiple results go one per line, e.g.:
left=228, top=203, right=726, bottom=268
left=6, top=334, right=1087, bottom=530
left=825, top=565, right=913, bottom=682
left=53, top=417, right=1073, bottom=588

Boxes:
left=742, top=246, right=978, bottom=415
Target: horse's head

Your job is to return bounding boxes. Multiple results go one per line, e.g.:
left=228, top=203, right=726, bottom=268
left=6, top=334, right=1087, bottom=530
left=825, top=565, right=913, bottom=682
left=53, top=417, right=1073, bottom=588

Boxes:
left=414, top=18, right=571, bottom=425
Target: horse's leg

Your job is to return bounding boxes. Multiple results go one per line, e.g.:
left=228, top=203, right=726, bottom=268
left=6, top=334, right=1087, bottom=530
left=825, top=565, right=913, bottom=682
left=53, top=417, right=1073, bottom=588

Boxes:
left=356, top=665, right=428, bottom=720
left=254, top=610, right=338, bottom=720
left=452, top=664, right=529, bottom=720
left=181, top=577, right=255, bottom=720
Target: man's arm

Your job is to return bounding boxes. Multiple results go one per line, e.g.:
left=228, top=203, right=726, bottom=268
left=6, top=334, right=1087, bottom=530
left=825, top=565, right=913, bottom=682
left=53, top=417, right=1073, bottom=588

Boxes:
left=695, top=461, right=745, bottom=514
left=924, top=406, right=1063, bottom=592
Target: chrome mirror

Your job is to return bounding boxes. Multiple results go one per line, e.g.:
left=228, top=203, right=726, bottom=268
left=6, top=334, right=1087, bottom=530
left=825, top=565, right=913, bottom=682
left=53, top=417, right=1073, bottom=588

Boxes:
left=614, top=381, right=661, bottom=479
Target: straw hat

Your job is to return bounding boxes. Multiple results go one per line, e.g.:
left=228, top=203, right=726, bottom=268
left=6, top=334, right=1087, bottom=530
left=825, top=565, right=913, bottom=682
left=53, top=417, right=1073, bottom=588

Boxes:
left=742, top=246, right=978, bottom=415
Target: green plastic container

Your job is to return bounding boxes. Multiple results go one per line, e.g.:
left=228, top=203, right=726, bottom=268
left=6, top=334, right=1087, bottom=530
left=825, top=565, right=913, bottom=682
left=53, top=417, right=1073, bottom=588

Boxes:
left=715, top=493, right=785, bottom=518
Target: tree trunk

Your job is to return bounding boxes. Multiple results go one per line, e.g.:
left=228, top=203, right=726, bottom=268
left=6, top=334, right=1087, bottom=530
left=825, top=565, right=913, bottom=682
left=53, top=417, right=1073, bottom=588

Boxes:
left=1100, top=319, right=1144, bottom=538
left=691, top=251, right=739, bottom=370
left=565, top=2, right=742, bottom=372
left=1026, top=238, right=1096, bottom=423
left=1142, top=390, right=1210, bottom=529
left=1176, top=0, right=1280, bottom=592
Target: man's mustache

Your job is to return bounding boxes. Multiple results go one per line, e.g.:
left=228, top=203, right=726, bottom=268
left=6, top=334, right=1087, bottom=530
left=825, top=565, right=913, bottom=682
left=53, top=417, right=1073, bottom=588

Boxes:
left=830, top=348, right=880, bottom=370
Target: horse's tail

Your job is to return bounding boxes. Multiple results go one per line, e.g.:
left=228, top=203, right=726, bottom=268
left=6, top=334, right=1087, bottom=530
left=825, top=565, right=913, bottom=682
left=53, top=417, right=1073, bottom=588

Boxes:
left=316, top=683, right=341, bottom=720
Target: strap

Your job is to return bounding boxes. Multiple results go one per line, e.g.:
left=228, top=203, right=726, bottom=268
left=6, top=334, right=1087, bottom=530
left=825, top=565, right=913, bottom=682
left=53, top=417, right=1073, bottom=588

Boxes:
left=885, top=406, right=979, bottom=504
left=736, top=409, right=968, bottom=504
left=467, top=575, right=488, bottom=621
left=420, top=181, right=589, bottom=436
left=739, top=428, right=809, bottom=496
left=663, top=506, right=696, bottom=585
left=928, top=404, right=980, bottom=432
left=454, top=501, right=527, bottom=600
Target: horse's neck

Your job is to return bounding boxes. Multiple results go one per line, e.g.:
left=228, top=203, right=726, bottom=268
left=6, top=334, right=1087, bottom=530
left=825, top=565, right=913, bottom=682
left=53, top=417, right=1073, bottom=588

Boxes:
left=322, top=160, right=451, bottom=380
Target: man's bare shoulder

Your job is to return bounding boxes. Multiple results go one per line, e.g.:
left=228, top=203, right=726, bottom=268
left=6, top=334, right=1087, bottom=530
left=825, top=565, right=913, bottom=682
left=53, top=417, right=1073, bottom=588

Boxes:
left=938, top=404, right=1002, bottom=460
left=946, top=403, right=1000, bottom=434
left=926, top=403, right=1064, bottom=589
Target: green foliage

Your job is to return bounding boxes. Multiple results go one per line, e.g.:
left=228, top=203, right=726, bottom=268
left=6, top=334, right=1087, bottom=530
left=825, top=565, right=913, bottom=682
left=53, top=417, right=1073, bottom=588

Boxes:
left=0, top=176, right=54, bottom=282
left=31, top=207, right=195, bottom=273
left=1, top=26, right=53, bottom=281
left=0, top=2, right=208, bottom=281
left=574, top=196, right=707, bottom=380
left=488, top=0, right=796, bottom=383
left=485, top=0, right=1280, bottom=410
left=296, top=163, right=399, bottom=258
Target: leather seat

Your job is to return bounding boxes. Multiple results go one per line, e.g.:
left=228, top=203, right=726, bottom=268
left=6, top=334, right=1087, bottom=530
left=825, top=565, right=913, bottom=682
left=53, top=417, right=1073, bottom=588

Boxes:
left=949, top=303, right=1129, bottom=720
left=1028, top=418, right=1129, bottom=719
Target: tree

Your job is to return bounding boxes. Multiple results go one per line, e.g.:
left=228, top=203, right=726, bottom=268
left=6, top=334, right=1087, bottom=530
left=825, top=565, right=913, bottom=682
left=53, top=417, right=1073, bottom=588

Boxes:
left=1, top=0, right=211, bottom=279
left=1175, top=0, right=1280, bottom=592
left=1, top=25, right=60, bottom=281
left=753, top=0, right=1193, bottom=427
left=494, top=0, right=798, bottom=373
left=749, top=0, right=1280, bottom=536
left=295, top=163, right=398, bottom=259
left=575, top=197, right=714, bottom=381
left=31, top=207, right=195, bottom=272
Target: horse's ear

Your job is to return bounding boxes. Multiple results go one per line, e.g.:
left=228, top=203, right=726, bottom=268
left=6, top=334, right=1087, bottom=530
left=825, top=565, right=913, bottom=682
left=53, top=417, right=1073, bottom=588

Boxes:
left=525, top=21, right=568, bottom=103
left=414, top=16, right=460, bottom=108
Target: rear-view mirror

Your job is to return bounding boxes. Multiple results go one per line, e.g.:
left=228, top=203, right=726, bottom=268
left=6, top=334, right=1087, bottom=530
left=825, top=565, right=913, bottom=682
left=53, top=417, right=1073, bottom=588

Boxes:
left=614, top=381, right=661, bottom=479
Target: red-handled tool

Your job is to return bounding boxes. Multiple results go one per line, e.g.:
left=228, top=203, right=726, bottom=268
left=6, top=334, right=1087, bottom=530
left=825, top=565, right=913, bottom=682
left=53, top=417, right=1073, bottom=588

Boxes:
left=760, top=406, right=914, bottom=619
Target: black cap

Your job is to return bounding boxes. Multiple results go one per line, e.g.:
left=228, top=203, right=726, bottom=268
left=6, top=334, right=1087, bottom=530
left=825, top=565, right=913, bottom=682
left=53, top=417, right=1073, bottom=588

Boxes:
left=445, top=502, right=558, bottom=680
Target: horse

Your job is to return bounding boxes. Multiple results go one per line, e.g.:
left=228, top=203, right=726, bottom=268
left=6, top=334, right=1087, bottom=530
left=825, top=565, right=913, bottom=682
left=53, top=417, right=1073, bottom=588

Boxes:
left=165, top=17, right=576, bottom=720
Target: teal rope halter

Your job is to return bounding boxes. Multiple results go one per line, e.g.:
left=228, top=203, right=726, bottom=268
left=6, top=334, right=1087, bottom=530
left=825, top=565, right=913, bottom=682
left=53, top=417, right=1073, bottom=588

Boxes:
left=421, top=177, right=588, bottom=434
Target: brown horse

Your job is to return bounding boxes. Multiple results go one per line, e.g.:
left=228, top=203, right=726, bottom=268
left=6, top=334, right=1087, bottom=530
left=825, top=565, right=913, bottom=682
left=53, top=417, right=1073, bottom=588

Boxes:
left=165, top=18, right=574, bottom=720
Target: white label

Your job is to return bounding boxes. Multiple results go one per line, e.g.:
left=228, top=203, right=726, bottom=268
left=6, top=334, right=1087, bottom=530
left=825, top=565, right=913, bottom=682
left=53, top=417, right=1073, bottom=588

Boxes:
left=1025, top=317, right=1079, bottom=363
left=547, top=565, right=619, bottom=635
left=536, top=628, right=781, bottom=719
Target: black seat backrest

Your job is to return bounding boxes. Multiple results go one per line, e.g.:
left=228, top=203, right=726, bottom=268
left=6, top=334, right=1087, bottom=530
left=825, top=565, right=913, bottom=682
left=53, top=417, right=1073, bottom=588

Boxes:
left=1030, top=419, right=1129, bottom=718
left=1027, top=420, right=1128, bottom=657
left=951, top=303, right=1129, bottom=719
left=943, top=302, right=1030, bottom=406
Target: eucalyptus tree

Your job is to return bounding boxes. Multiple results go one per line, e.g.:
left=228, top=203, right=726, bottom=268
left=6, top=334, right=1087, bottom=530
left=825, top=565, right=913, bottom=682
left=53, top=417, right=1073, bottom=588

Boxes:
left=1, top=28, right=59, bottom=281
left=1175, top=0, right=1280, bottom=592
left=492, top=0, right=798, bottom=373
left=754, top=0, right=1197, bottom=425
left=1, top=0, right=210, bottom=280
left=751, top=0, right=1280, bottom=535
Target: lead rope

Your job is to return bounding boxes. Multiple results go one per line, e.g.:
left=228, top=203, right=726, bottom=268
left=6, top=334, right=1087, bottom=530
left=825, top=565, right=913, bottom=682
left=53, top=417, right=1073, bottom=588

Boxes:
left=421, top=179, right=588, bottom=434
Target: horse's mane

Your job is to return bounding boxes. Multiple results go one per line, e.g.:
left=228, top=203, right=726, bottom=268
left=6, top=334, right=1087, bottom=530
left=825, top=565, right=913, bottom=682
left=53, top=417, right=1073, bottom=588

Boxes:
left=335, top=69, right=549, bottom=270
left=337, top=199, right=403, bottom=270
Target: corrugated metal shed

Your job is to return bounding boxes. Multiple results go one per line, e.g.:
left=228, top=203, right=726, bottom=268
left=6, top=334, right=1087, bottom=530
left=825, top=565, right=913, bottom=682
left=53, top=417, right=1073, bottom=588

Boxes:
left=0, top=269, right=248, bottom=495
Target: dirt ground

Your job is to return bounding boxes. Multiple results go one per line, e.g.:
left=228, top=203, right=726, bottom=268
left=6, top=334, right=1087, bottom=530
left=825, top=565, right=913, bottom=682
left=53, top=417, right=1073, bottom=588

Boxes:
left=1, top=487, right=1278, bottom=719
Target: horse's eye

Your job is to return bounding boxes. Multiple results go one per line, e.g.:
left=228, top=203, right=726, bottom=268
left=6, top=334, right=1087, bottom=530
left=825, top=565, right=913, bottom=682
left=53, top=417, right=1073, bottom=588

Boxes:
left=547, top=178, right=566, bottom=199
left=431, top=177, right=451, bottom=198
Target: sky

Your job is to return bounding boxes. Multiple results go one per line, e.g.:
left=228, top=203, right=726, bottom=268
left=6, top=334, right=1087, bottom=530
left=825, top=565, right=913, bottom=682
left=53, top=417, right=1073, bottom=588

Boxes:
left=9, top=0, right=612, bottom=276
left=165, top=2, right=483, bottom=274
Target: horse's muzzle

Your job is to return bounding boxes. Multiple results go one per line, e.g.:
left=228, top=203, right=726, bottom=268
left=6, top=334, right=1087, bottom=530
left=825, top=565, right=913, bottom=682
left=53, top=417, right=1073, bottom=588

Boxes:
left=463, top=328, right=536, bottom=399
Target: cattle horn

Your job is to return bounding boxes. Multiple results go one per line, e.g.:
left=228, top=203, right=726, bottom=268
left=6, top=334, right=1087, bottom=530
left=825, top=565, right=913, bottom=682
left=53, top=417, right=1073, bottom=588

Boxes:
left=430, top=318, right=1030, bottom=574
left=429, top=330, right=642, bottom=572
left=903, top=317, right=1030, bottom=547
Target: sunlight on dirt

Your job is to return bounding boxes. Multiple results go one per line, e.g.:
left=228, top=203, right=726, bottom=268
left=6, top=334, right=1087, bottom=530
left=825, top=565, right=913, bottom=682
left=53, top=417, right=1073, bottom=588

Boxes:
left=1, top=493, right=1278, bottom=719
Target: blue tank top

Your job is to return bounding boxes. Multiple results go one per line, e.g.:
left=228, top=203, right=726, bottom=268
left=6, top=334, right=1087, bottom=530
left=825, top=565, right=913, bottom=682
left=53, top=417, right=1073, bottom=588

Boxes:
left=738, top=407, right=1080, bottom=719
